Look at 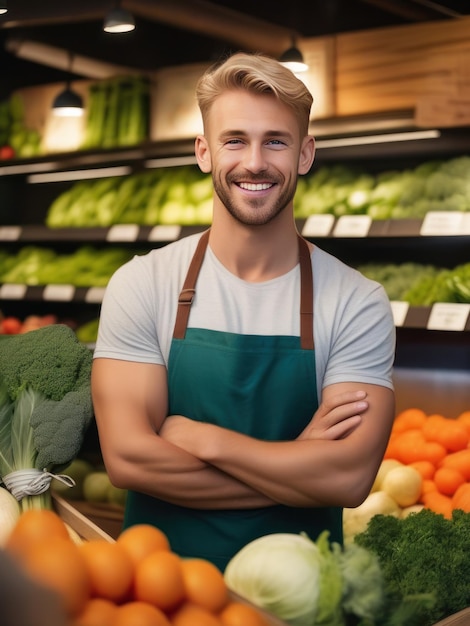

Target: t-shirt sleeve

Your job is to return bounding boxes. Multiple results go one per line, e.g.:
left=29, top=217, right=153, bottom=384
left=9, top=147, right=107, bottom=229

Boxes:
left=93, top=256, right=165, bottom=365
left=314, top=253, right=396, bottom=392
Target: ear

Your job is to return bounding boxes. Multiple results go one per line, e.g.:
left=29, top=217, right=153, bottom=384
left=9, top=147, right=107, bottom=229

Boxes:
left=195, top=135, right=212, bottom=173
left=298, top=135, right=315, bottom=175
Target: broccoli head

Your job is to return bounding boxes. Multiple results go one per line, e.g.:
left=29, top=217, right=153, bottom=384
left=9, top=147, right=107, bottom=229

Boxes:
left=0, top=324, right=92, bottom=402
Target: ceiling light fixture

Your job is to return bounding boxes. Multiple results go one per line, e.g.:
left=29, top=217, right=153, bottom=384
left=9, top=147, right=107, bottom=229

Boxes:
left=0, top=1, right=7, bottom=15
left=280, top=37, right=308, bottom=73
left=52, top=52, right=84, bottom=117
left=103, top=2, right=135, bottom=34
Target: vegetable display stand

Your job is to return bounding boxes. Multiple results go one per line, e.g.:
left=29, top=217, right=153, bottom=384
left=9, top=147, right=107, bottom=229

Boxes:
left=433, top=608, right=470, bottom=625
left=52, top=494, right=289, bottom=626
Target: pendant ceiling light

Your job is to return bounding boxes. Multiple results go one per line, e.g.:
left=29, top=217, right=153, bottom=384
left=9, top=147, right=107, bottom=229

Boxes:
left=279, top=38, right=308, bottom=73
left=0, top=0, right=7, bottom=15
left=103, top=2, right=135, bottom=33
left=52, top=53, right=84, bottom=117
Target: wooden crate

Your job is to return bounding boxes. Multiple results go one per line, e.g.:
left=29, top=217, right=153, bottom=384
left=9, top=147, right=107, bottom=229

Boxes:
left=52, top=494, right=288, bottom=626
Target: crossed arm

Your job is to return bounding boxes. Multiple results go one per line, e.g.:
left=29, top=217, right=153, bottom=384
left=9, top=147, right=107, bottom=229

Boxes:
left=92, top=358, right=395, bottom=510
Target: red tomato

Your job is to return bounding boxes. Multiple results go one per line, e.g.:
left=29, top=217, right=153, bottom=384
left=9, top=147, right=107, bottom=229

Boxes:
left=0, top=145, right=15, bottom=160
left=1, top=316, right=22, bottom=334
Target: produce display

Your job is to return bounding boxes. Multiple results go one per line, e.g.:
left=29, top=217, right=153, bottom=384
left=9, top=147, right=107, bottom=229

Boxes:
left=81, top=75, right=150, bottom=150
left=43, top=156, right=470, bottom=229
left=45, top=166, right=213, bottom=228
left=0, top=325, right=94, bottom=513
left=0, top=93, right=42, bottom=159
left=357, top=262, right=470, bottom=304
left=52, top=458, right=127, bottom=508
left=295, top=155, right=470, bottom=219
left=0, top=245, right=134, bottom=287
left=2, top=508, right=274, bottom=626
left=224, top=510, right=470, bottom=625
left=343, top=407, right=470, bottom=542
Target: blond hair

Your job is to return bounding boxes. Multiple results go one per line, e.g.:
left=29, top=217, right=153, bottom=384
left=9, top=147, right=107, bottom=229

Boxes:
left=196, top=52, right=313, bottom=136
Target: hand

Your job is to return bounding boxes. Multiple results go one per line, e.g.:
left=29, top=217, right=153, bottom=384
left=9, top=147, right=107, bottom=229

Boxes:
left=297, top=390, right=368, bottom=441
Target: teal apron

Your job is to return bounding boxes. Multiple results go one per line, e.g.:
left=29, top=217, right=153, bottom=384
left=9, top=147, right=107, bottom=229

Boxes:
left=124, top=230, right=343, bottom=570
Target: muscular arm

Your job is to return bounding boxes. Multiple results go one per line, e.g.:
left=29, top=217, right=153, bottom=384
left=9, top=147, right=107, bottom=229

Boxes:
left=160, top=382, right=395, bottom=508
left=91, top=358, right=275, bottom=509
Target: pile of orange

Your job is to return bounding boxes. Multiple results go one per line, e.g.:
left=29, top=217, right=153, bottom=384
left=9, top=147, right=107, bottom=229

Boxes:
left=384, top=408, right=470, bottom=519
left=4, top=509, right=271, bottom=626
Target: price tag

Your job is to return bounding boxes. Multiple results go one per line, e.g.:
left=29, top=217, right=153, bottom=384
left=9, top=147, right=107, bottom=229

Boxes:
left=333, top=215, right=371, bottom=238
left=302, top=215, right=335, bottom=237
left=463, top=213, right=470, bottom=236
left=148, top=225, right=181, bottom=242
left=427, top=303, right=470, bottom=331
left=107, top=224, right=139, bottom=242
left=0, top=226, right=21, bottom=241
left=85, top=287, right=106, bottom=303
left=390, top=301, right=409, bottom=327
left=420, top=212, right=464, bottom=236
left=0, top=283, right=27, bottom=299
left=43, top=284, right=75, bottom=301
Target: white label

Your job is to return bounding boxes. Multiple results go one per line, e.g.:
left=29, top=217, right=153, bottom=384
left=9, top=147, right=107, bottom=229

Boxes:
left=85, top=287, right=106, bottom=303
left=43, top=284, right=75, bottom=301
left=302, top=214, right=335, bottom=237
left=107, top=224, right=139, bottom=242
left=0, top=283, right=27, bottom=299
left=333, top=215, right=371, bottom=237
left=421, top=212, right=464, bottom=236
left=463, top=213, right=470, bottom=236
left=390, top=301, right=409, bottom=327
left=0, top=226, right=21, bottom=241
left=427, top=303, right=470, bottom=331
left=148, top=225, right=181, bottom=241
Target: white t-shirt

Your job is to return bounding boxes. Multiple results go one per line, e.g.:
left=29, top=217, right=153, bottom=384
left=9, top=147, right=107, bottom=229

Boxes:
left=94, top=232, right=395, bottom=395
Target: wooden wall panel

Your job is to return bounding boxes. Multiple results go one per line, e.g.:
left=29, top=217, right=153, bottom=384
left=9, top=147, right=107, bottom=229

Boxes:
left=335, top=17, right=470, bottom=118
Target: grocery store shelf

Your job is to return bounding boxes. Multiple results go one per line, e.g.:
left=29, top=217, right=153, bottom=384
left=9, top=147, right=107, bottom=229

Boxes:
left=1, top=219, right=469, bottom=245
left=1, top=281, right=468, bottom=331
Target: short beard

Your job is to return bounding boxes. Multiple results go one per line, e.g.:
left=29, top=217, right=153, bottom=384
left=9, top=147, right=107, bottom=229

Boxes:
left=213, top=172, right=297, bottom=226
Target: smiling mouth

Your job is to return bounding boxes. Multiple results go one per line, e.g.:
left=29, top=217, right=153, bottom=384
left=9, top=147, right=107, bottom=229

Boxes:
left=238, top=182, right=274, bottom=191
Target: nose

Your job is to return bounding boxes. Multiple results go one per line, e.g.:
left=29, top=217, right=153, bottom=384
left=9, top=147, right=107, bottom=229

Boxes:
left=243, top=143, right=267, bottom=174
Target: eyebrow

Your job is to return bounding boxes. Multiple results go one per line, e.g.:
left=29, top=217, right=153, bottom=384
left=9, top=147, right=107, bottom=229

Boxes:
left=218, top=129, right=294, bottom=142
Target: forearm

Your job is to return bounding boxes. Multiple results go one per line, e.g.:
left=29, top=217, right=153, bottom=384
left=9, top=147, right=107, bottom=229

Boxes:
left=101, top=429, right=275, bottom=509
left=160, top=385, right=395, bottom=508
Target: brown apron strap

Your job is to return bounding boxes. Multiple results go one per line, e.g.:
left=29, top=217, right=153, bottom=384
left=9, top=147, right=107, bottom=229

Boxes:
left=173, top=229, right=211, bottom=339
left=173, top=229, right=314, bottom=349
left=298, top=235, right=315, bottom=350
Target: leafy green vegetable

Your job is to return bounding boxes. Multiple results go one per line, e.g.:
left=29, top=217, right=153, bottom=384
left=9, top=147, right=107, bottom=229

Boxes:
left=224, top=530, right=385, bottom=625
left=0, top=325, right=94, bottom=511
left=354, top=509, right=470, bottom=625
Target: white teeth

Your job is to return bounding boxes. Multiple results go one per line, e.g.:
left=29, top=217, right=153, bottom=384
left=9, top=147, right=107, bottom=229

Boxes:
left=239, top=182, right=272, bottom=191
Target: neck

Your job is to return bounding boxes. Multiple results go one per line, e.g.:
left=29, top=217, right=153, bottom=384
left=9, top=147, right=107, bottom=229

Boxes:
left=209, top=213, right=300, bottom=282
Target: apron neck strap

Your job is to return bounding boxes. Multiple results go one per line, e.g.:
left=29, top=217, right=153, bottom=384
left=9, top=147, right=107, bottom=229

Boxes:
left=173, top=229, right=314, bottom=350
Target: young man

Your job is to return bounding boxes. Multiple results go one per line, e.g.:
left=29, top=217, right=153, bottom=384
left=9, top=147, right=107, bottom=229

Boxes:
left=92, top=52, right=395, bottom=571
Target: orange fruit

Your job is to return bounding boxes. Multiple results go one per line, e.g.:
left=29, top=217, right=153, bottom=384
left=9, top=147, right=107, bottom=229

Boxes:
left=6, top=508, right=70, bottom=558
left=115, top=601, right=171, bottom=626
left=73, top=598, right=118, bottom=626
left=219, top=600, right=270, bottom=626
left=452, top=483, right=470, bottom=513
left=79, top=540, right=134, bottom=603
left=116, top=524, right=170, bottom=567
left=393, top=408, right=427, bottom=433
left=134, top=549, right=185, bottom=612
left=422, top=490, right=453, bottom=519
left=423, top=416, right=469, bottom=453
left=457, top=411, right=470, bottom=435
left=20, top=535, right=90, bottom=617
left=180, top=558, right=229, bottom=613
left=409, top=460, right=435, bottom=480
left=434, top=466, right=466, bottom=497
left=439, top=449, right=470, bottom=480
left=171, top=602, right=223, bottom=626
